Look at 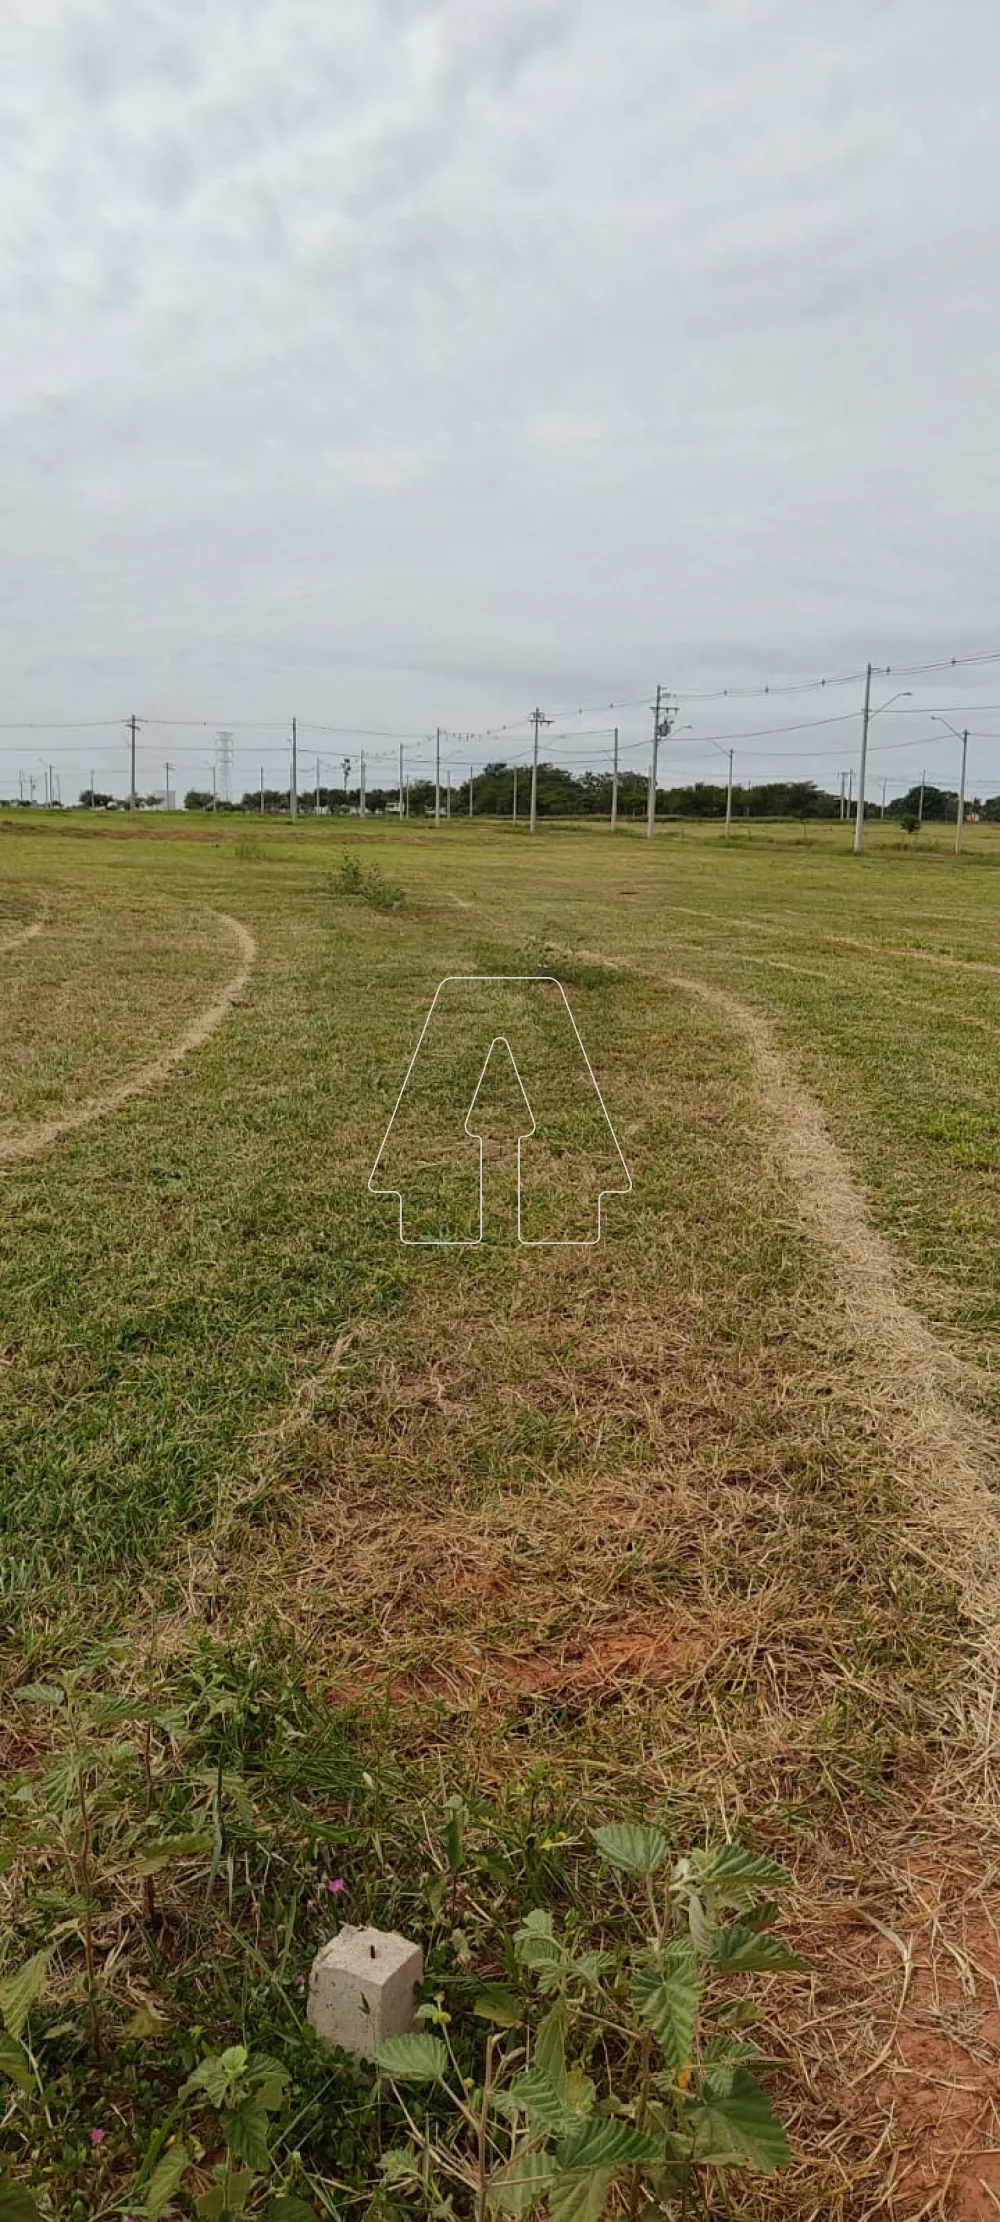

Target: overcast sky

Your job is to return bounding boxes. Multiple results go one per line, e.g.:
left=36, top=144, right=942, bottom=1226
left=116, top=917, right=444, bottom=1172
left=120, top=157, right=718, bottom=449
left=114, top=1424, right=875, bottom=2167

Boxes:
left=2, top=0, right=1000, bottom=801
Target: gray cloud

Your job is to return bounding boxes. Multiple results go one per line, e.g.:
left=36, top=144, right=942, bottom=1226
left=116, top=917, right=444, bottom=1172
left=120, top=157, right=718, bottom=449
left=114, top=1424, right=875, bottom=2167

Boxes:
left=1, top=0, right=999, bottom=801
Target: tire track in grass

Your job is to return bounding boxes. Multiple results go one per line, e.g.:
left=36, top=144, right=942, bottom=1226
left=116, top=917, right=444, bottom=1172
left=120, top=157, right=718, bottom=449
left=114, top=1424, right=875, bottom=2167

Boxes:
left=0, top=905, right=47, bottom=953
left=670, top=972, right=1000, bottom=1689
left=0, top=912, right=256, bottom=1166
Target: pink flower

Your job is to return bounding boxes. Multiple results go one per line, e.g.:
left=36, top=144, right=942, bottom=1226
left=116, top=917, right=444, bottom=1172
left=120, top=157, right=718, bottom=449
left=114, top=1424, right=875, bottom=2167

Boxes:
left=91, top=2129, right=106, bottom=2146
left=327, top=1878, right=345, bottom=1893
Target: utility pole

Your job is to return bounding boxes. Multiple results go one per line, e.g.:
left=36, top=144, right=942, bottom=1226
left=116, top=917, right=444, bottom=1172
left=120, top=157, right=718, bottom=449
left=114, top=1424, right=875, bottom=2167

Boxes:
left=724, top=748, right=734, bottom=839
left=957, top=730, right=968, bottom=854
left=435, top=729, right=441, bottom=824
left=399, top=744, right=404, bottom=820
left=853, top=661, right=872, bottom=854
left=469, top=764, right=474, bottom=819
left=129, top=713, right=137, bottom=814
left=611, top=727, right=619, bottom=830
left=289, top=717, right=298, bottom=820
left=447, top=767, right=451, bottom=820
left=529, top=707, right=551, bottom=833
left=647, top=685, right=672, bottom=839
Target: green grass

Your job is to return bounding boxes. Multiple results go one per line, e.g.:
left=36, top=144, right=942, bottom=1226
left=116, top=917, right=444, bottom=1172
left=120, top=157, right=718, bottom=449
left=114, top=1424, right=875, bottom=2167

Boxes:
left=2, top=808, right=1000, bottom=2215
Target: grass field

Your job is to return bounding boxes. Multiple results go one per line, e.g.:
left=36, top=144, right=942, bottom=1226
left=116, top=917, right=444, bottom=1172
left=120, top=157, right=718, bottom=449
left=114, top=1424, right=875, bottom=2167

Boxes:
left=3, top=808, right=1000, bottom=2220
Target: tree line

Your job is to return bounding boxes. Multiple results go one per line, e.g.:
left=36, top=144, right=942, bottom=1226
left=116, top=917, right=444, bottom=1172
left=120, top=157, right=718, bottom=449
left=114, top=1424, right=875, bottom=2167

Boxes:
left=45, top=771, right=1000, bottom=822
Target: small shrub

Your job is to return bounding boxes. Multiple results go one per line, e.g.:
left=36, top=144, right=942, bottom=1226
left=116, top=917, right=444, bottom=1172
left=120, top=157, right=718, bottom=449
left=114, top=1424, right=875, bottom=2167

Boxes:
left=334, top=853, right=403, bottom=910
left=376, top=1821, right=803, bottom=2219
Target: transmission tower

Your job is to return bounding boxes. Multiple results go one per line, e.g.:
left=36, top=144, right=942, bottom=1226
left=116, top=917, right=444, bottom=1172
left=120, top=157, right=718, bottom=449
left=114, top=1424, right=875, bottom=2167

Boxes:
left=216, top=730, right=235, bottom=804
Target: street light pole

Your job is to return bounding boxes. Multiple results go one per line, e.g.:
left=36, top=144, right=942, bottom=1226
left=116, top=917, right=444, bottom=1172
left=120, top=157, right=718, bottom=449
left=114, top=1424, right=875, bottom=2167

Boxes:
left=854, top=683, right=911, bottom=853
left=853, top=663, right=872, bottom=854
left=932, top=717, right=970, bottom=854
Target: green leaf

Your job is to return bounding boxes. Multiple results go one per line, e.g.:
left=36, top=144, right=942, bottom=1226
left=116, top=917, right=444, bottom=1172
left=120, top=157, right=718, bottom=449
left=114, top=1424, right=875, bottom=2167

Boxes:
left=740, top=1898, right=781, bottom=1935
left=564, top=2065, right=597, bottom=2117
left=535, top=2001, right=568, bottom=2098
left=688, top=1845, right=792, bottom=1906
left=591, top=1823, right=669, bottom=1876
left=15, top=1683, right=64, bottom=1706
left=425, top=1872, right=448, bottom=1917
left=376, top=2033, right=449, bottom=2082
left=253, top=2069, right=288, bottom=2112
left=379, top=2148, right=422, bottom=2188
left=221, top=2167, right=255, bottom=2217
left=267, top=2198, right=320, bottom=2222
left=194, top=2188, right=226, bottom=2222
left=513, top=1910, right=563, bottom=1973
left=686, top=1892, right=716, bottom=1958
left=685, top=2068, right=790, bottom=2172
left=505, top=2065, right=575, bottom=2132
left=0, top=1951, right=51, bottom=2039
left=145, top=2142, right=192, bottom=2219
left=222, top=2097, right=270, bottom=2170
left=443, top=1794, right=468, bottom=1870
left=547, top=2164, right=615, bottom=2222
left=0, top=2175, right=43, bottom=2222
left=474, top=1985, right=523, bottom=2026
left=181, top=2053, right=243, bottom=2107
left=710, top=1927, right=806, bottom=1974
left=631, top=1940, right=701, bottom=2074
left=0, top=2030, right=33, bottom=2093
left=136, top=1832, right=215, bottom=1876
left=556, top=2117, right=662, bottom=2169
left=489, top=2148, right=557, bottom=2216
left=569, top=1951, right=615, bottom=1988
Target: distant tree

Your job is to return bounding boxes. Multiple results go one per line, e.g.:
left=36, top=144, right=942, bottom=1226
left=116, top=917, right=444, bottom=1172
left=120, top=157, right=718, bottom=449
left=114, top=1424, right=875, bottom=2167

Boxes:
left=79, top=788, right=114, bottom=809
left=887, top=783, right=957, bottom=823
left=184, top=789, right=215, bottom=811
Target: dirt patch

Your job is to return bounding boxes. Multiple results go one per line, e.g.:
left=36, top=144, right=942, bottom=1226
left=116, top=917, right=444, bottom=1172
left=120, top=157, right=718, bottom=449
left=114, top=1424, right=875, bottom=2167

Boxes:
left=669, top=974, right=1000, bottom=1683
left=831, top=936, right=1000, bottom=980
left=766, top=1830, right=1000, bottom=2218
left=326, top=1622, right=725, bottom=1714
left=0, top=906, right=46, bottom=953
left=0, top=911, right=256, bottom=1166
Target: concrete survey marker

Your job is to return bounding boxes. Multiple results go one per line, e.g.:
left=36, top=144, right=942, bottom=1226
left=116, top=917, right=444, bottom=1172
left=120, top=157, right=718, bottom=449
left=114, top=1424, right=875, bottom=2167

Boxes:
left=307, top=1926, right=423, bottom=2060
left=369, top=974, right=632, bottom=1244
